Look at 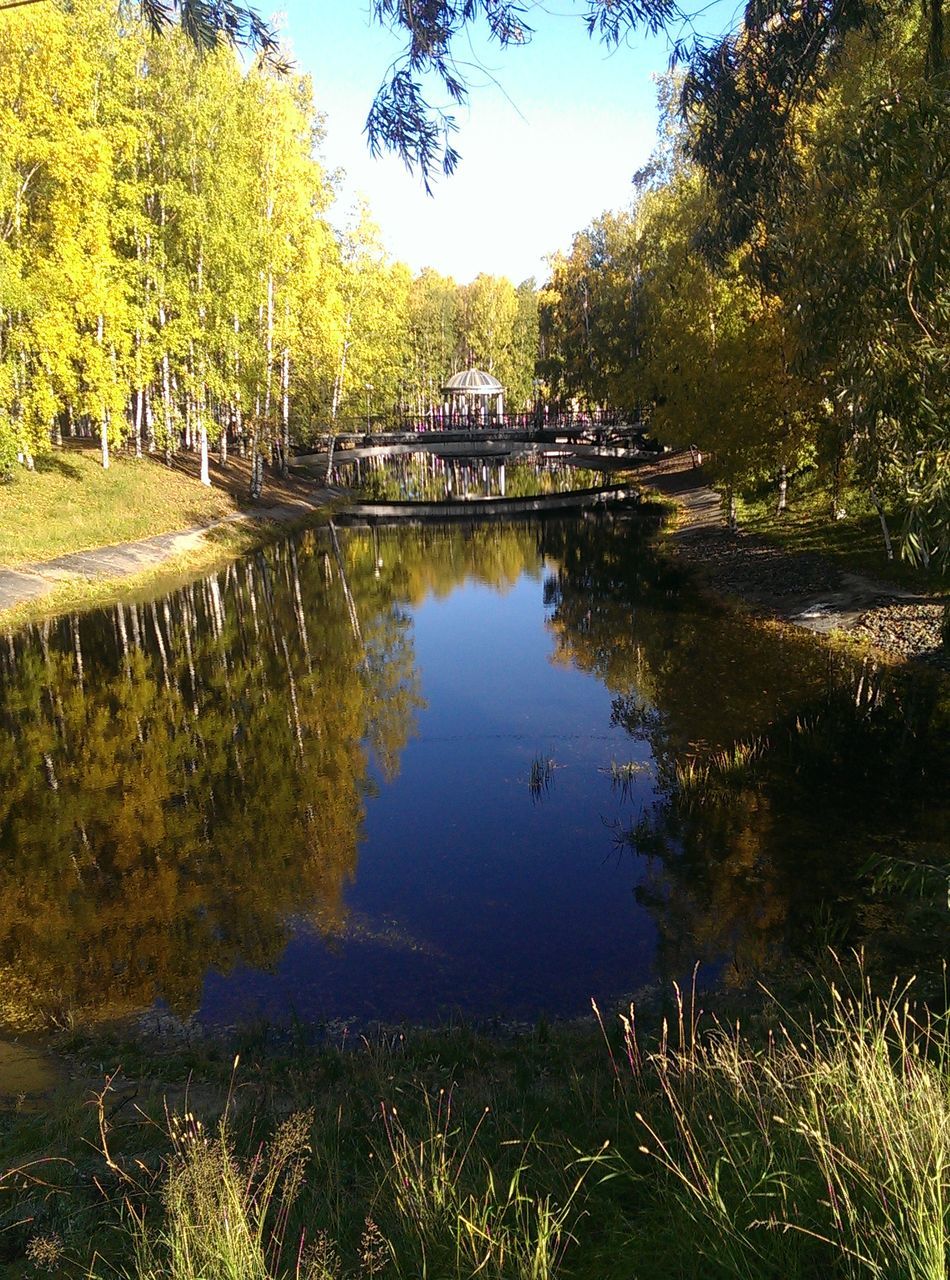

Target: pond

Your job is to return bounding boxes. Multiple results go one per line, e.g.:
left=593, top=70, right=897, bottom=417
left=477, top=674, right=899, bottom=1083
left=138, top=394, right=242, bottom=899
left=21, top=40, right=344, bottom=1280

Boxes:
left=1, top=513, right=948, bottom=1035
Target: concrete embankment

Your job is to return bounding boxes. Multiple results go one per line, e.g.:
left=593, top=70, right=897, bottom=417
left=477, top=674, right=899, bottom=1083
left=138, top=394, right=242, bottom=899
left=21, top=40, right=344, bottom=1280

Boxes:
left=0, top=489, right=341, bottom=622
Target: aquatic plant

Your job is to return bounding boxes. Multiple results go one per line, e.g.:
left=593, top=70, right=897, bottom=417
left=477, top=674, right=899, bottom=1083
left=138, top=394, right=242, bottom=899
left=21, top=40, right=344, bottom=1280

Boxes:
left=672, top=734, right=768, bottom=797
left=603, top=758, right=652, bottom=801
left=527, top=754, right=557, bottom=801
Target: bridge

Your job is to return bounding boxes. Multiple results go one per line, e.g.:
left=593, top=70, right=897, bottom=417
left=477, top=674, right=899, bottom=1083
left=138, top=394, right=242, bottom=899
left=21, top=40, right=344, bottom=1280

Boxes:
left=332, top=483, right=643, bottom=526
left=294, top=421, right=655, bottom=476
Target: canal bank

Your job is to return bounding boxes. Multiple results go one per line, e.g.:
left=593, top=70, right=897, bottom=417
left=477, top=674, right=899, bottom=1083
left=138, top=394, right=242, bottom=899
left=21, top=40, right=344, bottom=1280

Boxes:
left=2, top=961, right=947, bottom=1280
left=0, top=485, right=345, bottom=630
left=2, top=440, right=945, bottom=672
left=638, top=452, right=950, bottom=670
left=2, top=479, right=947, bottom=1279
left=4, top=448, right=944, bottom=672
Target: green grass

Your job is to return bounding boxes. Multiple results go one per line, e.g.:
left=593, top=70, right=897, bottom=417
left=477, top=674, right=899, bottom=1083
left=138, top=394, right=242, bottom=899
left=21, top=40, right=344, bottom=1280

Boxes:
left=0, top=521, right=269, bottom=633
left=0, top=447, right=343, bottom=631
left=735, top=472, right=942, bottom=590
left=2, top=968, right=948, bottom=1279
left=0, top=448, right=238, bottom=568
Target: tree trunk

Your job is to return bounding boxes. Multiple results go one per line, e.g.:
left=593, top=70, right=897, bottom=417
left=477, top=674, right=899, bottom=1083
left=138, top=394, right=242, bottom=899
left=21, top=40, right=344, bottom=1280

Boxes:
left=280, top=345, right=290, bottom=478
left=199, top=413, right=210, bottom=486
left=97, top=315, right=109, bottom=469
left=145, top=385, right=156, bottom=453
left=134, top=387, right=144, bottom=458
left=831, top=438, right=847, bottom=520
left=263, top=269, right=274, bottom=444
left=870, top=489, right=894, bottom=560
left=249, top=422, right=263, bottom=500
left=776, top=464, right=787, bottom=515
left=159, top=302, right=174, bottom=465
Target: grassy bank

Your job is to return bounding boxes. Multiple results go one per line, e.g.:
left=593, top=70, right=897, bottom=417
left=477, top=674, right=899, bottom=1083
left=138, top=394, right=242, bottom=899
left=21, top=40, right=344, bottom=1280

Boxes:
left=0, top=447, right=340, bottom=631
left=735, top=473, right=941, bottom=590
left=0, top=520, right=277, bottom=633
left=0, top=449, right=240, bottom=568
left=2, top=970, right=948, bottom=1278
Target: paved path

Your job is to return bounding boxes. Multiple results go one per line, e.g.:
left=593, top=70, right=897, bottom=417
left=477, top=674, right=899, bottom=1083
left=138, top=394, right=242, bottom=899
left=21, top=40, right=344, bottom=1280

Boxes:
left=0, top=489, right=341, bottom=618
left=635, top=451, right=723, bottom=530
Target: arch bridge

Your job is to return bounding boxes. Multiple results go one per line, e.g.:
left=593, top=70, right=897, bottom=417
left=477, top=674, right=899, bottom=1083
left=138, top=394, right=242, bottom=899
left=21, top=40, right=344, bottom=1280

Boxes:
left=294, top=421, right=654, bottom=474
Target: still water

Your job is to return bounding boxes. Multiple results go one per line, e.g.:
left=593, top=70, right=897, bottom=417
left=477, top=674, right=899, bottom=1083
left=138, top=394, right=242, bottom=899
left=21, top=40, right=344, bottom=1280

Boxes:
left=1, top=515, right=948, bottom=1033
left=348, top=452, right=605, bottom=502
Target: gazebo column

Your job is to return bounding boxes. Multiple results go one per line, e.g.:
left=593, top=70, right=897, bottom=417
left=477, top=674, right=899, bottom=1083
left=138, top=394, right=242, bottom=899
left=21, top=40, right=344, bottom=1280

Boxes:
left=496, top=392, right=504, bottom=422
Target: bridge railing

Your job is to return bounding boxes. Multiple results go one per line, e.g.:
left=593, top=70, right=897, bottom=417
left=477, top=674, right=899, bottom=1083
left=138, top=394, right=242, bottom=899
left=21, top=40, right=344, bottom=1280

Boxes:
left=293, top=409, right=649, bottom=454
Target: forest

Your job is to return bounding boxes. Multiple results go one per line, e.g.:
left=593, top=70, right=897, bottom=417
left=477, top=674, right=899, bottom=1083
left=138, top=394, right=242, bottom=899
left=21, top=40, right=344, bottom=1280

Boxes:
left=3, top=0, right=947, bottom=565
left=540, top=6, right=947, bottom=566
left=1, top=0, right=944, bottom=568
left=0, top=0, right=540, bottom=489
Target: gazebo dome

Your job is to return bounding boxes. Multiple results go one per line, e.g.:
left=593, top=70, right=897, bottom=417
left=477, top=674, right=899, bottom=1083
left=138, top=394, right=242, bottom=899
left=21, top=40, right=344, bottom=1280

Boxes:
left=442, top=369, right=504, bottom=395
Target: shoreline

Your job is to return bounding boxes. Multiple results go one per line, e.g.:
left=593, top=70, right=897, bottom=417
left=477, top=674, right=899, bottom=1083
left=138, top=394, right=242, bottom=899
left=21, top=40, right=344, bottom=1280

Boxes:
left=2, top=452, right=946, bottom=671
left=0, top=486, right=343, bottom=631
left=638, top=453, right=950, bottom=672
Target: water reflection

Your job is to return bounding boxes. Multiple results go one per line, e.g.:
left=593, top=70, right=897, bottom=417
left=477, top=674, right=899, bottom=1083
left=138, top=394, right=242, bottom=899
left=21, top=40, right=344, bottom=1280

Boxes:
left=349, top=452, right=605, bottom=502
left=1, top=516, right=947, bottom=1031
left=542, top=520, right=950, bottom=987
left=0, top=530, right=424, bottom=1029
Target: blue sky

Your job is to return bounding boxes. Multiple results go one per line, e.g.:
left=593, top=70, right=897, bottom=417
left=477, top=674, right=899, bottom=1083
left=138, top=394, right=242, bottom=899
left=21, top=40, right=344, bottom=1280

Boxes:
left=278, top=1, right=738, bottom=283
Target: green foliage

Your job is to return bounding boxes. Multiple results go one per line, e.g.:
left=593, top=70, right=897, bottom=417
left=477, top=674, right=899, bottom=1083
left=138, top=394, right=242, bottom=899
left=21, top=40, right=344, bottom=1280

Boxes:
left=0, top=3, right=539, bottom=487
left=630, top=974, right=950, bottom=1280
left=5, top=969, right=950, bottom=1280
left=544, top=10, right=947, bottom=565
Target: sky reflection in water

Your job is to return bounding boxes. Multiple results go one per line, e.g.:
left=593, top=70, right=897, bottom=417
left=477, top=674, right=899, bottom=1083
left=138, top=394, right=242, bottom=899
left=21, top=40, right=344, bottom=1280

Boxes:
left=1, top=515, right=947, bottom=1033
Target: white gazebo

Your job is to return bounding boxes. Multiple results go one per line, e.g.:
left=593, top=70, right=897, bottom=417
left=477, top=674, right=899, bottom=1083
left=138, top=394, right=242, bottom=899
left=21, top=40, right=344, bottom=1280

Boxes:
left=442, top=368, right=505, bottom=426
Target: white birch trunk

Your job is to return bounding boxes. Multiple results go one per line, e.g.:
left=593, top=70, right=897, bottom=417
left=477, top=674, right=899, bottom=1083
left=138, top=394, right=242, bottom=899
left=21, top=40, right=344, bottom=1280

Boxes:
left=134, top=385, right=144, bottom=458
left=280, top=344, right=290, bottom=478
left=97, top=315, right=109, bottom=469
left=199, top=412, right=210, bottom=485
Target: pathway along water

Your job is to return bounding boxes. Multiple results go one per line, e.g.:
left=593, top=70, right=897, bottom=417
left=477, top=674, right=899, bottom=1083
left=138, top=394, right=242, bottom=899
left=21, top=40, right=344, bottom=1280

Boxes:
left=1, top=513, right=948, bottom=1037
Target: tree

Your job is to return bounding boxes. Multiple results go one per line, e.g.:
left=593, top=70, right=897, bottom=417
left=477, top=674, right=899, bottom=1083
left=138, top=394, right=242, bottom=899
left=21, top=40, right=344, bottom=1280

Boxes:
left=776, top=17, right=950, bottom=563
left=635, top=169, right=811, bottom=521
left=542, top=212, right=645, bottom=413
left=0, top=2, right=344, bottom=491
left=405, top=268, right=458, bottom=419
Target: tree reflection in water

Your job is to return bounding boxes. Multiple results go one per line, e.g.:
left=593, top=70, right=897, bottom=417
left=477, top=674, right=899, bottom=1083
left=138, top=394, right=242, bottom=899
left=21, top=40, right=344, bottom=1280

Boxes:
left=1, top=514, right=947, bottom=1030
left=0, top=531, right=411, bottom=1028
left=541, top=517, right=950, bottom=989
left=0, top=521, right=550, bottom=1030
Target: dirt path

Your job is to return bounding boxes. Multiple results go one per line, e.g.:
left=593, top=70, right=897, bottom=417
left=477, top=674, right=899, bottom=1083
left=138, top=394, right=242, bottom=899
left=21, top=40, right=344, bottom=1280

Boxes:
left=638, top=453, right=949, bottom=669
left=0, top=487, right=341, bottom=618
